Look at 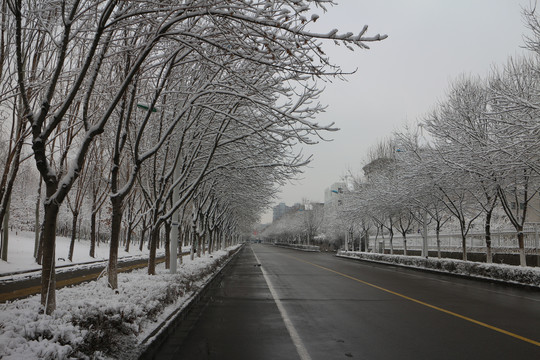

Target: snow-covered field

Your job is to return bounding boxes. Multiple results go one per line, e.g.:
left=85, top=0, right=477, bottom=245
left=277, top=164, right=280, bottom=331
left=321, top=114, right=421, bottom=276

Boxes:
left=0, top=231, right=240, bottom=359
left=337, top=250, right=540, bottom=287
left=0, top=231, right=163, bottom=275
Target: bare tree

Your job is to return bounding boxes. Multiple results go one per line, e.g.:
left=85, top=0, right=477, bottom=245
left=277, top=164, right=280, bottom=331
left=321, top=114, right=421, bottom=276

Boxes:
left=488, top=57, right=540, bottom=265
left=8, top=0, right=385, bottom=313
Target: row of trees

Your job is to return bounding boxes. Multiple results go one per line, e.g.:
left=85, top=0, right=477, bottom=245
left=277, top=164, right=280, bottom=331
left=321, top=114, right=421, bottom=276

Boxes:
left=262, top=7, right=540, bottom=268
left=341, top=9, right=540, bottom=267
left=0, top=1, right=385, bottom=314
left=262, top=200, right=328, bottom=247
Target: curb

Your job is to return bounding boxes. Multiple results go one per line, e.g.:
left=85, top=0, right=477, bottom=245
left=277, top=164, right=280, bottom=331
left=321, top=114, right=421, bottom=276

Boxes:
left=335, top=253, right=540, bottom=291
left=137, top=245, right=243, bottom=359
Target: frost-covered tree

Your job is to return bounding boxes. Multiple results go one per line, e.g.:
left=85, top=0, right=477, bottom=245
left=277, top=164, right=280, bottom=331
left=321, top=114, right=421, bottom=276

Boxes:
left=422, top=77, right=500, bottom=261
left=488, top=57, right=540, bottom=266
left=301, top=200, right=324, bottom=246
left=8, top=0, right=385, bottom=313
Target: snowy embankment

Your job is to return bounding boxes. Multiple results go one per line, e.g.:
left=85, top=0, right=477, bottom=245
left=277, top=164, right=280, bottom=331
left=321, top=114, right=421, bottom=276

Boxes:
left=0, top=244, right=241, bottom=359
left=273, top=242, right=320, bottom=252
left=337, top=251, right=540, bottom=288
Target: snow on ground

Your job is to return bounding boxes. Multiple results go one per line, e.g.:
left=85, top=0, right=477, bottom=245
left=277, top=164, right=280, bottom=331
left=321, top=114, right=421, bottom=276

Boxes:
left=0, top=231, right=163, bottom=275
left=337, top=250, right=540, bottom=287
left=0, top=231, right=240, bottom=359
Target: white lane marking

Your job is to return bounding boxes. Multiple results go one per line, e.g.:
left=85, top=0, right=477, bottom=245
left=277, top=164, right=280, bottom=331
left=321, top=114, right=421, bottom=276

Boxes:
left=251, top=246, right=312, bottom=360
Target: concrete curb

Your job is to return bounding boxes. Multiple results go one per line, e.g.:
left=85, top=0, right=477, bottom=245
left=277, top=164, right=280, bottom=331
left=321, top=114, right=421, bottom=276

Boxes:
left=336, top=253, right=540, bottom=291
left=137, top=245, right=243, bottom=360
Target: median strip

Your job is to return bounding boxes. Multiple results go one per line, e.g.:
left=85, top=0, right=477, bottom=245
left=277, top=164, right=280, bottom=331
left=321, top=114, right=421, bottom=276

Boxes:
left=0, top=258, right=166, bottom=302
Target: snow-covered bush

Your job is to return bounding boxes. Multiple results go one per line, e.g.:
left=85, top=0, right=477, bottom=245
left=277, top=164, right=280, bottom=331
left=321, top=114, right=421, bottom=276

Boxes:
left=337, top=251, right=540, bottom=287
left=0, top=249, right=233, bottom=359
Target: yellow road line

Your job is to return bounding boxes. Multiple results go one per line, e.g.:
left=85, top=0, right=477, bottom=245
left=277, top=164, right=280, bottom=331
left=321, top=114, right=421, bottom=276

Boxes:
left=291, top=255, right=540, bottom=347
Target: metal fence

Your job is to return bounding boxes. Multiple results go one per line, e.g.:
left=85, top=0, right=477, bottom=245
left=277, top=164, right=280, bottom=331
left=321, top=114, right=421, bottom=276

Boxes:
left=368, top=227, right=540, bottom=254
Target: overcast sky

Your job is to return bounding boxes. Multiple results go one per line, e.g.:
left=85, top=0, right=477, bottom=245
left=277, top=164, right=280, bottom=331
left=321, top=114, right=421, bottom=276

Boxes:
left=262, top=0, right=532, bottom=223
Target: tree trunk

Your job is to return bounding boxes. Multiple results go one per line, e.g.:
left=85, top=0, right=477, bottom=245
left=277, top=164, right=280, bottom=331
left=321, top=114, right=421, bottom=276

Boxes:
left=164, top=221, right=171, bottom=269
left=41, top=202, right=60, bottom=314
left=403, top=239, right=407, bottom=256
left=108, top=197, right=123, bottom=289
left=125, top=221, right=133, bottom=253
left=484, top=211, right=493, bottom=263
left=210, top=231, right=214, bottom=254
left=97, top=209, right=102, bottom=247
left=436, top=232, right=441, bottom=259
left=517, top=227, right=526, bottom=267
left=34, top=178, right=42, bottom=260
left=1, top=201, right=8, bottom=261
left=178, top=225, right=183, bottom=265
left=460, top=219, right=468, bottom=261
left=89, top=210, right=97, bottom=258
left=37, top=222, right=44, bottom=265
left=190, top=228, right=195, bottom=261
left=68, top=211, right=78, bottom=262
left=197, top=233, right=202, bottom=257
left=485, top=222, right=492, bottom=264
left=0, top=121, right=25, bottom=262
left=78, top=216, right=82, bottom=242
left=461, top=234, right=468, bottom=261
left=148, top=226, right=159, bottom=275
left=139, top=230, right=145, bottom=251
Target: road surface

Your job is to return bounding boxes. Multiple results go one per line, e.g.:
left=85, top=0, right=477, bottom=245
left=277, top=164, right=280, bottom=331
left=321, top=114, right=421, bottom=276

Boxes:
left=153, top=244, right=540, bottom=359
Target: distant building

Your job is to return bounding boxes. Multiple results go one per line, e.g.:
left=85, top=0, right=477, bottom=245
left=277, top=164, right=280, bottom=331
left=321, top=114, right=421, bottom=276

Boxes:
left=272, top=202, right=288, bottom=222
left=272, top=202, right=307, bottom=222
left=324, top=182, right=346, bottom=208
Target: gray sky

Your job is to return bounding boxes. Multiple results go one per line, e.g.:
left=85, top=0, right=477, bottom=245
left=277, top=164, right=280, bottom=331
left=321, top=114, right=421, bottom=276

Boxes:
left=262, top=0, right=531, bottom=223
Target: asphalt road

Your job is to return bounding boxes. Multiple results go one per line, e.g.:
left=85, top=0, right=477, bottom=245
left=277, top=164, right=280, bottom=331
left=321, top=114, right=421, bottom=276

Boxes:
left=153, top=244, right=540, bottom=360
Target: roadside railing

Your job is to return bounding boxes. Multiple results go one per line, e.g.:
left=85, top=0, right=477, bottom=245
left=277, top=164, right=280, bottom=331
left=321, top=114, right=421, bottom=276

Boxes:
left=366, top=228, right=540, bottom=254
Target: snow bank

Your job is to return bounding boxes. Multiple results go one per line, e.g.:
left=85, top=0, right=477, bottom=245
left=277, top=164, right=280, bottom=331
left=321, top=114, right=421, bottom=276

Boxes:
left=337, top=251, right=540, bottom=288
left=0, top=246, right=241, bottom=360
